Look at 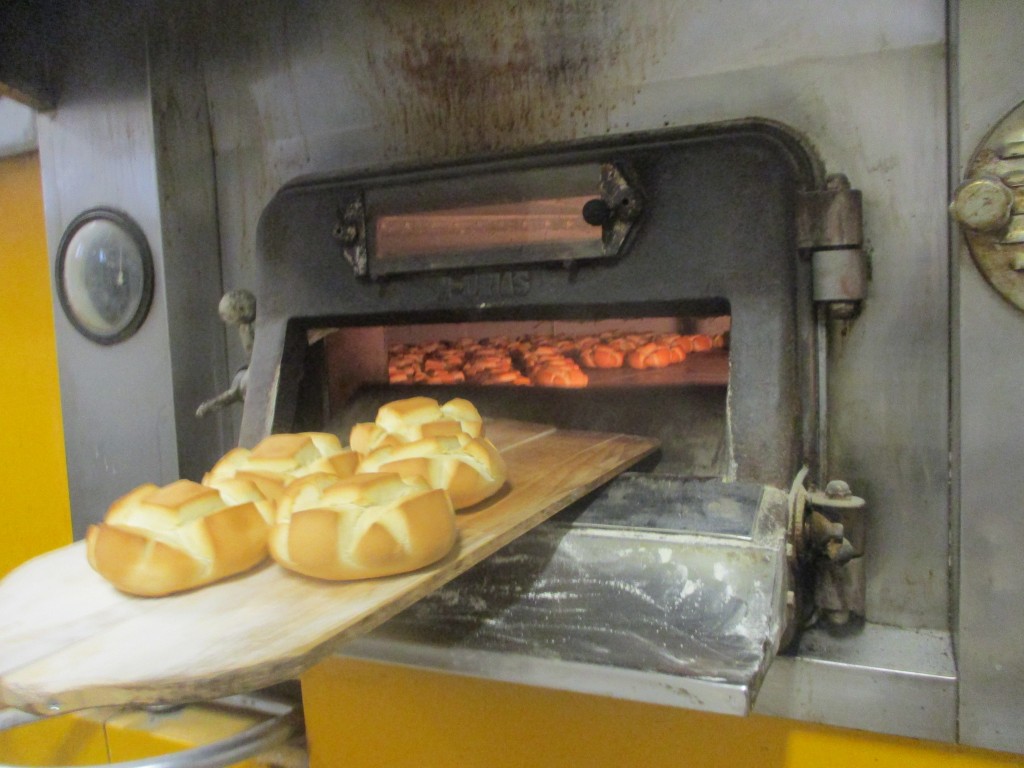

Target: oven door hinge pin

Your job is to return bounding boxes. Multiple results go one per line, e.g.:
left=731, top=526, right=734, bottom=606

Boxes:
left=798, top=174, right=868, bottom=319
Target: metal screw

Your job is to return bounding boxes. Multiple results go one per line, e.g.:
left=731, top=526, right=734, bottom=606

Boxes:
left=825, top=479, right=852, bottom=499
left=334, top=224, right=359, bottom=245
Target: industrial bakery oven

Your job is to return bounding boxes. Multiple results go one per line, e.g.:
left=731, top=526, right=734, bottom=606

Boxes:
left=212, top=118, right=867, bottom=714
left=20, top=0, right=1024, bottom=763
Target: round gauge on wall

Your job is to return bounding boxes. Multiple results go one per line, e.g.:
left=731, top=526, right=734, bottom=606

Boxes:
left=54, top=208, right=154, bottom=345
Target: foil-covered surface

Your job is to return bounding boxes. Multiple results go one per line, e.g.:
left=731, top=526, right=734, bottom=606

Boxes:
left=346, top=477, right=791, bottom=714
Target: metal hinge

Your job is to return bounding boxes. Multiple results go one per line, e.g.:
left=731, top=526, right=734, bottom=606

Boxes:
left=798, top=174, right=868, bottom=319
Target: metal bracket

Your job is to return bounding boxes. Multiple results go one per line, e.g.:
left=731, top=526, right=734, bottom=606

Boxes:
left=334, top=196, right=368, bottom=277
left=806, top=480, right=866, bottom=628
left=598, top=162, right=643, bottom=255
left=797, top=174, right=863, bottom=250
left=798, top=174, right=868, bottom=319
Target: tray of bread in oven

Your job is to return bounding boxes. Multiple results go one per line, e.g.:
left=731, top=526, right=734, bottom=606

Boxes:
left=0, top=396, right=658, bottom=715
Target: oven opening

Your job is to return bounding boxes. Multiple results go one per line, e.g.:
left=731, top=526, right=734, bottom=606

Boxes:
left=288, top=306, right=731, bottom=478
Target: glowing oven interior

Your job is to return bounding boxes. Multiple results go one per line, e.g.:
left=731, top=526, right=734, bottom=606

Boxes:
left=298, top=311, right=731, bottom=478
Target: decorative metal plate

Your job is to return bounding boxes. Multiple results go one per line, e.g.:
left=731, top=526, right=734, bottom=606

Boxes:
left=951, top=100, right=1024, bottom=312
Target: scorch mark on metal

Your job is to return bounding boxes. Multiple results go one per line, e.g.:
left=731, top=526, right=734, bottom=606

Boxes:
left=361, top=0, right=679, bottom=159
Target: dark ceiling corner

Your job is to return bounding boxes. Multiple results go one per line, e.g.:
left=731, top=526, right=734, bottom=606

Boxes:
left=0, top=0, right=62, bottom=110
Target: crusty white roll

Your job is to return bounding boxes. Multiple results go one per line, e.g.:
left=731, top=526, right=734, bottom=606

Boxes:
left=203, top=432, right=359, bottom=490
left=349, top=397, right=485, bottom=456
left=85, top=478, right=274, bottom=597
left=269, top=472, right=456, bottom=581
left=356, top=432, right=507, bottom=510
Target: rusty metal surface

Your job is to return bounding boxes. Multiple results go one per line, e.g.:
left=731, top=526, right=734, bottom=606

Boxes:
left=813, top=249, right=869, bottom=304
left=360, top=1, right=680, bottom=159
left=796, top=179, right=864, bottom=250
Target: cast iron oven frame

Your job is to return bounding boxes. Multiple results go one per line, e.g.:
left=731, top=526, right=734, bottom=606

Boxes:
left=243, top=119, right=826, bottom=490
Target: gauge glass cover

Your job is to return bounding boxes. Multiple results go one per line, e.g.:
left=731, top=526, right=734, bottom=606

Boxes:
left=56, top=210, right=153, bottom=344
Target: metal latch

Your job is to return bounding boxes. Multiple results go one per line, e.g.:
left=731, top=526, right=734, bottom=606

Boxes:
left=196, top=289, right=257, bottom=419
left=581, top=163, right=645, bottom=255
left=798, top=174, right=868, bottom=319
left=789, top=468, right=867, bottom=630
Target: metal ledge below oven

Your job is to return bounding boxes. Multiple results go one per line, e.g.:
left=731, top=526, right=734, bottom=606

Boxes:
left=340, top=475, right=957, bottom=741
left=343, top=475, right=792, bottom=717
left=756, top=623, right=957, bottom=742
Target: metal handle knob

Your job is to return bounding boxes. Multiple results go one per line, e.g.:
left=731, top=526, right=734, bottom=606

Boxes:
left=218, top=290, right=257, bottom=358
left=950, top=175, right=1015, bottom=233
left=582, top=199, right=613, bottom=227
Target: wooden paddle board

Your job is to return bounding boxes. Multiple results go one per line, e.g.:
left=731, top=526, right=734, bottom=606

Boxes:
left=0, top=420, right=657, bottom=715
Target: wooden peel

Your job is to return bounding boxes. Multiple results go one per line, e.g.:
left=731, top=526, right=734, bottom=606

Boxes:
left=0, top=420, right=657, bottom=715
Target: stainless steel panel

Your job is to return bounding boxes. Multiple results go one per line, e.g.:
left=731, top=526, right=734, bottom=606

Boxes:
left=953, top=0, right=1024, bottom=752
left=148, top=8, right=235, bottom=482
left=346, top=481, right=791, bottom=716
left=755, top=624, right=957, bottom=742
left=35, top=1, right=231, bottom=534
left=36, top=2, right=180, bottom=535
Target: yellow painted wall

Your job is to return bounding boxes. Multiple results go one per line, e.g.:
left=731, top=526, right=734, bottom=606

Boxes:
left=0, top=712, right=109, bottom=767
left=0, top=705, right=268, bottom=766
left=303, top=657, right=1024, bottom=768
left=0, top=151, right=72, bottom=577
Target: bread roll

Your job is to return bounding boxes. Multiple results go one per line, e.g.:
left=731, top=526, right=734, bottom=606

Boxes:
left=269, top=472, right=456, bottom=581
left=357, top=432, right=507, bottom=510
left=579, top=343, right=625, bottom=369
left=626, top=342, right=673, bottom=370
left=531, top=365, right=589, bottom=388
left=203, top=432, right=358, bottom=489
left=349, top=396, right=485, bottom=456
left=86, top=478, right=274, bottom=597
